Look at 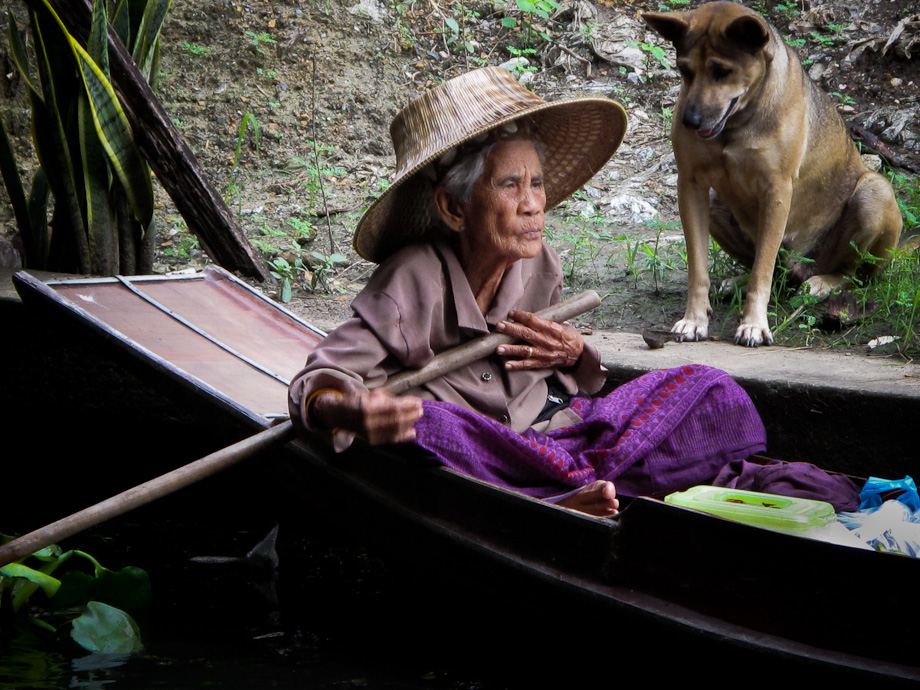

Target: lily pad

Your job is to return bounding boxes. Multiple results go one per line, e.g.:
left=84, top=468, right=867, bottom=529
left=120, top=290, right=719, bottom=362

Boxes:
left=70, top=602, right=144, bottom=654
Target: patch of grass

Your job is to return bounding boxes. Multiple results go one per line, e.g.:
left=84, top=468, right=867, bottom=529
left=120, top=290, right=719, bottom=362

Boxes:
left=659, top=105, right=674, bottom=133
left=628, top=41, right=672, bottom=71
left=501, top=0, right=562, bottom=47
left=853, top=245, right=920, bottom=354
left=705, top=236, right=920, bottom=355
left=226, top=113, right=261, bottom=210
left=245, top=30, right=277, bottom=55
left=289, top=146, right=347, bottom=217
left=389, top=1, right=418, bottom=52
left=288, top=217, right=316, bottom=242
left=161, top=217, right=200, bottom=260
left=183, top=42, right=210, bottom=56
left=889, top=171, right=920, bottom=233
left=269, top=256, right=306, bottom=303
left=639, top=219, right=684, bottom=294
left=547, top=223, right=609, bottom=288
left=308, top=250, right=348, bottom=293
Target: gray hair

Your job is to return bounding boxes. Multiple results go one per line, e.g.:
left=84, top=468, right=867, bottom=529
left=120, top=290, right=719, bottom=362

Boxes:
left=433, top=119, right=545, bottom=206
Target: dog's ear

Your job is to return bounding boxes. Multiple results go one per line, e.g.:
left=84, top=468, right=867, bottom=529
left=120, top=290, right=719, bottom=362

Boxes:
left=724, top=15, right=771, bottom=57
left=642, top=12, right=688, bottom=45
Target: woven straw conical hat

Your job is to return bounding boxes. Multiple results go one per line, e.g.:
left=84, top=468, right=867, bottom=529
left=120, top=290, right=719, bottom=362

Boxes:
left=353, top=66, right=627, bottom=263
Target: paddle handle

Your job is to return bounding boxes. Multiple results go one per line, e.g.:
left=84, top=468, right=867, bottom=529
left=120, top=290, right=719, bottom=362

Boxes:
left=0, top=290, right=600, bottom=567
left=384, top=289, right=601, bottom=394
left=0, top=423, right=299, bottom=568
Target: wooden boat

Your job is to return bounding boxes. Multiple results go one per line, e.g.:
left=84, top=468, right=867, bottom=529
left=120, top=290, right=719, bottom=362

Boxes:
left=11, top=266, right=919, bottom=683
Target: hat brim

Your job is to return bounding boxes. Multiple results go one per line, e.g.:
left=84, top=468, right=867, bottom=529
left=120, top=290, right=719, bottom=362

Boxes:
left=354, top=96, right=628, bottom=264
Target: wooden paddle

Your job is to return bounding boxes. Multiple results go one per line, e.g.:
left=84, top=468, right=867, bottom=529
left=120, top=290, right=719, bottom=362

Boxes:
left=0, top=290, right=601, bottom=567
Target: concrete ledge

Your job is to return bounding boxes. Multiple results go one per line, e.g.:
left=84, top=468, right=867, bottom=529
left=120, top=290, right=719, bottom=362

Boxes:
left=587, top=330, right=920, bottom=397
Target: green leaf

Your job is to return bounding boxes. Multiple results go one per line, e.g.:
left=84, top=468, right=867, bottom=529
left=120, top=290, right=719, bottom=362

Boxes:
left=111, top=0, right=131, bottom=46
left=0, top=563, right=62, bottom=598
left=27, top=169, right=51, bottom=267
left=31, top=544, right=63, bottom=562
left=80, top=92, right=117, bottom=273
left=65, top=25, right=154, bottom=227
left=53, top=563, right=152, bottom=612
left=88, top=0, right=110, bottom=78
left=0, top=114, right=32, bottom=241
left=7, top=12, right=39, bottom=96
left=132, top=0, right=173, bottom=81
left=50, top=569, right=95, bottom=609
left=280, top=277, right=292, bottom=303
left=502, top=17, right=517, bottom=28
left=70, top=601, right=144, bottom=654
left=96, top=566, right=152, bottom=611
left=444, top=17, right=459, bottom=35
left=30, top=4, right=91, bottom=271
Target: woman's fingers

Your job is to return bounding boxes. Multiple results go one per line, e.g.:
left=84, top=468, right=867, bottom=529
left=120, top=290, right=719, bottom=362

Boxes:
left=360, top=389, right=424, bottom=445
left=496, top=309, right=584, bottom=369
left=312, top=389, right=423, bottom=445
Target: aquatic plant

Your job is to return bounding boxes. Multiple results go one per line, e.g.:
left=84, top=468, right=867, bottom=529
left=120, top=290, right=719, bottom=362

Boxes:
left=0, top=538, right=149, bottom=654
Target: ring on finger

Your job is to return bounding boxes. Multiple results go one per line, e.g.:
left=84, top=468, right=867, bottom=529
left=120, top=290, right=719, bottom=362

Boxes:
left=527, top=346, right=533, bottom=358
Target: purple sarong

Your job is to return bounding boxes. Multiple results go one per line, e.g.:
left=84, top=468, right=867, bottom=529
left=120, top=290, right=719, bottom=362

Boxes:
left=413, top=364, right=766, bottom=501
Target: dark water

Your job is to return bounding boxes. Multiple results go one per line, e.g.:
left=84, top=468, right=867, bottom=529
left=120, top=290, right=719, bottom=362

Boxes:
left=0, top=469, right=560, bottom=690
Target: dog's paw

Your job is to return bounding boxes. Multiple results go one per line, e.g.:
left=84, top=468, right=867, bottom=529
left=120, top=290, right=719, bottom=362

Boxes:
left=734, top=323, right=774, bottom=347
left=671, top=319, right=709, bottom=342
left=718, top=275, right=746, bottom=295
left=803, top=274, right=847, bottom=299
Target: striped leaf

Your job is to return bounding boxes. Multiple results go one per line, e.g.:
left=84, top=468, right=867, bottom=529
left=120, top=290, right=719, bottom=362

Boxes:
left=88, top=0, right=110, bottom=79
left=132, top=0, right=172, bottom=82
left=65, top=25, right=154, bottom=227
left=0, top=114, right=32, bottom=244
left=28, top=168, right=51, bottom=268
left=31, top=5, right=91, bottom=272
left=111, top=0, right=131, bottom=47
left=79, top=93, right=117, bottom=273
left=7, top=12, right=40, bottom=96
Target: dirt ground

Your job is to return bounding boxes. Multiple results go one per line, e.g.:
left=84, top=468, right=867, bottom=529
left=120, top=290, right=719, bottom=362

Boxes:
left=2, top=0, right=919, bottom=339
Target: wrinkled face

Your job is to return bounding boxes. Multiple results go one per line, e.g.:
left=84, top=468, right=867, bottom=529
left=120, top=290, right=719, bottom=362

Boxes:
left=462, top=139, right=546, bottom=264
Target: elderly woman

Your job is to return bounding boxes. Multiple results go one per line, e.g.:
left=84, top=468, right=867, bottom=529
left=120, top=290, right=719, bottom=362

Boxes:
left=289, top=67, right=766, bottom=516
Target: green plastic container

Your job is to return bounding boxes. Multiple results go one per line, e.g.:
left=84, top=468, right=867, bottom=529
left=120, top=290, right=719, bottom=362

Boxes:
left=664, top=485, right=836, bottom=533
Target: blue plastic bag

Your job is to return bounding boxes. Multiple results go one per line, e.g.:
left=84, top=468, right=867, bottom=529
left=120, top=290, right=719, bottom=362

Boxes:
left=859, top=475, right=920, bottom=512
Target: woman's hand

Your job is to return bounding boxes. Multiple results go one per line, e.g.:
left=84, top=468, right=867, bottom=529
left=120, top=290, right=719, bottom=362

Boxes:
left=311, top=389, right=424, bottom=445
left=495, top=309, right=584, bottom=370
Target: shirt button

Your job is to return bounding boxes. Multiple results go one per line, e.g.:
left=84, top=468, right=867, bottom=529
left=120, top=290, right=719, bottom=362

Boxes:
left=498, top=414, right=509, bottom=424
left=481, top=372, right=493, bottom=381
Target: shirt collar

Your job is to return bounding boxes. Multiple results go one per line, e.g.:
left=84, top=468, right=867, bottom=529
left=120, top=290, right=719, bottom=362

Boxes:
left=434, top=239, right=526, bottom=334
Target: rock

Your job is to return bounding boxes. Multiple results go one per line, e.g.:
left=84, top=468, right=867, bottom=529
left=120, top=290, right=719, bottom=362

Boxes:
left=499, top=57, right=530, bottom=72
left=607, top=194, right=658, bottom=223
left=348, top=0, right=383, bottom=22
left=860, top=153, right=883, bottom=172
left=0, top=237, right=22, bottom=269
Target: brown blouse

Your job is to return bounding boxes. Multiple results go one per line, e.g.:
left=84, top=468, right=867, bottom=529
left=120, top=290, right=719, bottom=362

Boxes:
left=288, top=239, right=607, bottom=450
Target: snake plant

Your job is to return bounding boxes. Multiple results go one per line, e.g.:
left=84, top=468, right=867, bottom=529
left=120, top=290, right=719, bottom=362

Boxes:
left=0, top=0, right=170, bottom=273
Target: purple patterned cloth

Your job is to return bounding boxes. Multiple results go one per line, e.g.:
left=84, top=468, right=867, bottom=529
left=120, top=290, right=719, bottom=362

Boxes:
left=712, top=458, right=861, bottom=512
left=414, top=364, right=767, bottom=501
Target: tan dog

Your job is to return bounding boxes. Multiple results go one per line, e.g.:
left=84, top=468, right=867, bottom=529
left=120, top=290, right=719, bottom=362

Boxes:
left=643, top=2, right=902, bottom=346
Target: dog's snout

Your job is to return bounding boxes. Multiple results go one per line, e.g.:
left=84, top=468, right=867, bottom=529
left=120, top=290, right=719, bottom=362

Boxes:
left=682, top=109, right=702, bottom=130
